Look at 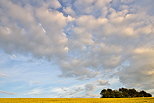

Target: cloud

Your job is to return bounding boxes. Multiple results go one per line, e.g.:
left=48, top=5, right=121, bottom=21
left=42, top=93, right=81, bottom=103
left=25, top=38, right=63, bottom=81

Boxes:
left=48, top=0, right=61, bottom=9
left=73, top=0, right=112, bottom=17
left=59, top=0, right=154, bottom=95
left=0, top=0, right=71, bottom=60
left=63, top=7, right=75, bottom=16
left=97, top=80, right=109, bottom=86
left=0, top=90, right=16, bottom=95
left=118, top=47, right=154, bottom=92
left=23, top=79, right=108, bottom=97
left=59, top=58, right=100, bottom=79
left=51, top=79, right=108, bottom=98
left=0, top=73, right=8, bottom=78
left=60, top=0, right=153, bottom=77
left=26, top=88, right=43, bottom=95
left=147, top=89, right=154, bottom=95
left=51, top=85, right=85, bottom=98
left=0, top=0, right=154, bottom=97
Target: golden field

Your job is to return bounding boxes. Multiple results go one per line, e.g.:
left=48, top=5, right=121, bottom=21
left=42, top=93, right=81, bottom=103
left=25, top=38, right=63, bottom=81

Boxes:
left=0, top=98, right=154, bottom=103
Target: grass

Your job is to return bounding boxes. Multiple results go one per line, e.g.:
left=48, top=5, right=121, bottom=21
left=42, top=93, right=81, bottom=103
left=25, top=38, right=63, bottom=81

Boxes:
left=0, top=97, right=154, bottom=103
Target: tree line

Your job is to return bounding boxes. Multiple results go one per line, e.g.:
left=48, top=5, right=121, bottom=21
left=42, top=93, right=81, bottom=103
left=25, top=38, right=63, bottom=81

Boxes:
left=100, top=88, right=152, bottom=98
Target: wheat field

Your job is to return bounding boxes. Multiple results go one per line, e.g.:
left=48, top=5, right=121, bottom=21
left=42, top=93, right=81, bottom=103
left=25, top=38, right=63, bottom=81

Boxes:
left=0, top=98, right=154, bottom=103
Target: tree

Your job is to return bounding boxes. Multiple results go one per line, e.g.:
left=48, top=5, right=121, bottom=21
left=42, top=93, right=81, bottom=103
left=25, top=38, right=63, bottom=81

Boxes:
left=100, top=88, right=152, bottom=98
left=113, top=90, right=123, bottom=98
left=138, top=91, right=152, bottom=97
left=119, top=88, right=129, bottom=98
left=128, top=88, right=137, bottom=97
left=138, top=90, right=146, bottom=97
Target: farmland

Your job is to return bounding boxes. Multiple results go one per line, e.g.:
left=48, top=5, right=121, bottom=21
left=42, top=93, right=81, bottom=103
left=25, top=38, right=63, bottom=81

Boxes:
left=0, top=98, right=154, bottom=103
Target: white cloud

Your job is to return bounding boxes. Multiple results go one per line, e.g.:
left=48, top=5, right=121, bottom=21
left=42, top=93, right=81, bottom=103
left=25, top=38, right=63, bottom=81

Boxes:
left=0, top=0, right=71, bottom=60
left=120, top=0, right=134, bottom=4
left=0, top=72, right=8, bottom=78
left=26, top=88, right=43, bottom=95
left=0, top=90, right=16, bottom=95
left=118, top=46, right=154, bottom=94
left=0, top=0, right=154, bottom=97
left=51, top=85, right=85, bottom=98
left=59, top=0, right=154, bottom=95
left=50, top=79, right=108, bottom=98
left=63, top=7, right=75, bottom=16
left=97, top=80, right=109, bottom=86
left=49, top=0, right=61, bottom=9
left=146, top=89, right=154, bottom=95
left=73, top=0, right=112, bottom=16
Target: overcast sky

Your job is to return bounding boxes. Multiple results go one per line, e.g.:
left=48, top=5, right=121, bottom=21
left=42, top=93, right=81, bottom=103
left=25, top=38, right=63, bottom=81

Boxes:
left=0, top=0, right=154, bottom=98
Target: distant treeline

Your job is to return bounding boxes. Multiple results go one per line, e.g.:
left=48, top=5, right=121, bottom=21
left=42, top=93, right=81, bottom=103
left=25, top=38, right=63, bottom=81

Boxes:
left=100, top=88, right=152, bottom=98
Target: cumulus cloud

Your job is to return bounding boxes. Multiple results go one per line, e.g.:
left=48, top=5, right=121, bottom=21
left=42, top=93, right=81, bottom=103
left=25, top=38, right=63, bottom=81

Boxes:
left=48, top=0, right=61, bottom=9
left=0, top=0, right=154, bottom=96
left=119, top=47, right=154, bottom=90
left=61, top=0, right=154, bottom=78
left=73, top=0, right=112, bottom=17
left=0, top=0, right=70, bottom=60
left=63, top=7, right=75, bottom=16
left=60, top=0, right=154, bottom=95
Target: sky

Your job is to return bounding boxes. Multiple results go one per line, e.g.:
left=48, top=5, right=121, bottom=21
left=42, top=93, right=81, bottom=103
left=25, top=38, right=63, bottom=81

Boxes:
left=0, top=0, right=154, bottom=98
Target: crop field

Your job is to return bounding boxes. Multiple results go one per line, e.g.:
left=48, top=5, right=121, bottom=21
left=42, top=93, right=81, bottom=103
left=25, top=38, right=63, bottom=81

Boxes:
left=0, top=98, right=154, bottom=103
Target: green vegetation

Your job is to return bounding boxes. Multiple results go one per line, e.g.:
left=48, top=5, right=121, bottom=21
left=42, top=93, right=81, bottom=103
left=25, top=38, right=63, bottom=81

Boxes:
left=100, top=88, right=152, bottom=98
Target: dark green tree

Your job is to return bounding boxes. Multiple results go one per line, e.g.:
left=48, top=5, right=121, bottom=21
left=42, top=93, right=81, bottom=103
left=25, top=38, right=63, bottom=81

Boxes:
left=100, top=88, right=152, bottom=98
